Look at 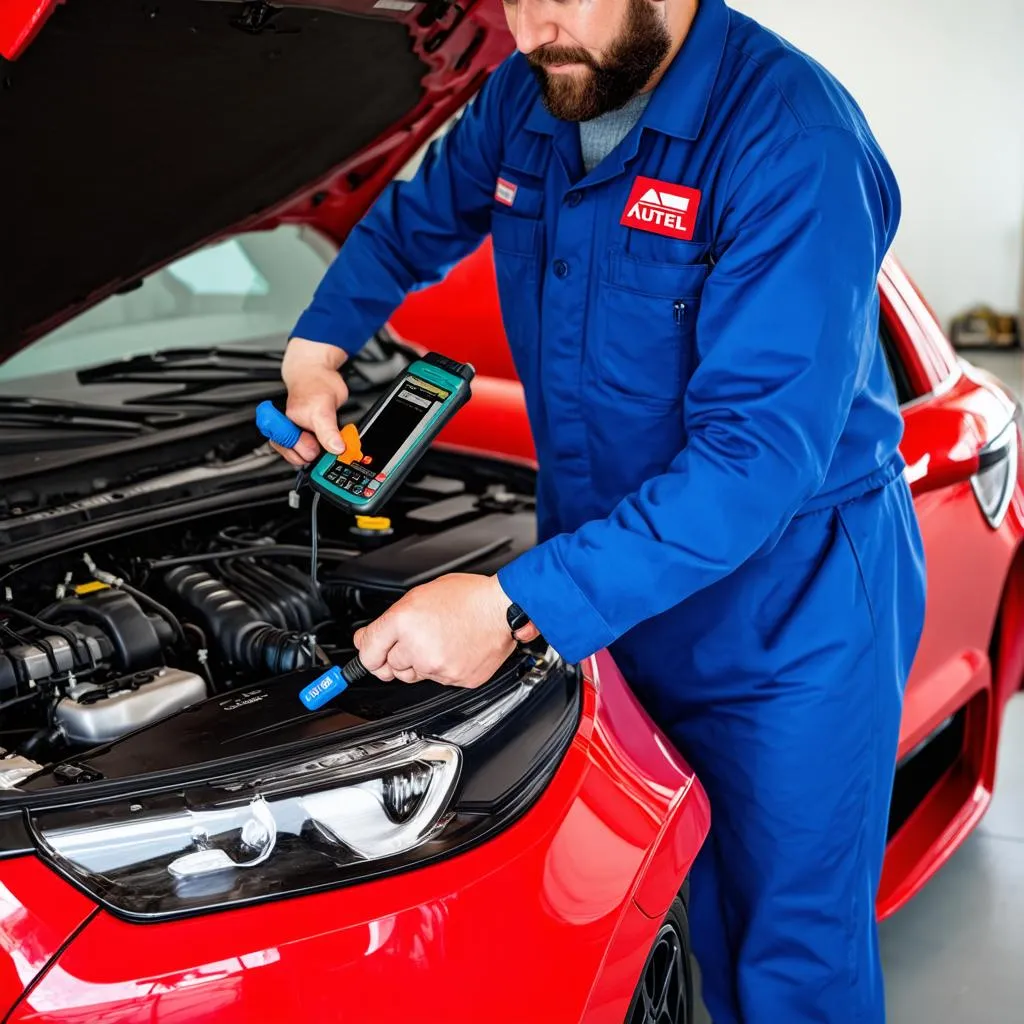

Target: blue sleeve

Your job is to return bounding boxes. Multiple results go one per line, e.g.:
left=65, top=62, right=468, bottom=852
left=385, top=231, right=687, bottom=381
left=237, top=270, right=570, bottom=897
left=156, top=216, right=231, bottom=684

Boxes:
left=290, top=60, right=514, bottom=352
left=497, top=127, right=901, bottom=663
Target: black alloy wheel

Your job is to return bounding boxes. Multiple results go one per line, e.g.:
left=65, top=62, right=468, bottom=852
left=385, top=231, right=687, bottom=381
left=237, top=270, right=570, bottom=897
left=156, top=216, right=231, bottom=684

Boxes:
left=626, top=897, right=693, bottom=1024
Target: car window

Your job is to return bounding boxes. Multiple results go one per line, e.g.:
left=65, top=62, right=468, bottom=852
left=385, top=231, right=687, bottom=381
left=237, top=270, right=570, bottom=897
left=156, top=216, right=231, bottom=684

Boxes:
left=879, top=322, right=915, bottom=406
left=0, top=225, right=336, bottom=383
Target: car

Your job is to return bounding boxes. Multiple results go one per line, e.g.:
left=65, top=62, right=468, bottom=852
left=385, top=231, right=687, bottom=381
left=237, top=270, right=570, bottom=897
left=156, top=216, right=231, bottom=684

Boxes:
left=0, top=3, right=709, bottom=1023
left=390, top=231, right=1024, bottom=920
left=2, top=6, right=1021, bottom=1024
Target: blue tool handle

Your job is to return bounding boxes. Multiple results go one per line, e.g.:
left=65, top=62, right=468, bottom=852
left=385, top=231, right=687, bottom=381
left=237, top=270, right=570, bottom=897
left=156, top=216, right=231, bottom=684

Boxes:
left=299, top=666, right=347, bottom=711
left=255, top=400, right=303, bottom=450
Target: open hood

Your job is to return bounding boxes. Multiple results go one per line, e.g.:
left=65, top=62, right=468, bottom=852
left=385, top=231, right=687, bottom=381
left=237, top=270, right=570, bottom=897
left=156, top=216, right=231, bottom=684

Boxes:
left=0, top=0, right=513, bottom=359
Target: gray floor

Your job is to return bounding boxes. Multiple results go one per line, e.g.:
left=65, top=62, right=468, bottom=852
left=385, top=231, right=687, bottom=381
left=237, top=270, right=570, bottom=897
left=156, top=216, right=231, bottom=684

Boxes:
left=879, top=695, right=1024, bottom=1022
left=694, top=348, right=1024, bottom=1022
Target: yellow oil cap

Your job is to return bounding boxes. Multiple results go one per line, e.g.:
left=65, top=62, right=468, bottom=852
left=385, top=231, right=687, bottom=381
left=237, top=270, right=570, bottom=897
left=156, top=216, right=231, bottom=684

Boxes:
left=354, top=515, right=392, bottom=532
left=73, top=580, right=109, bottom=595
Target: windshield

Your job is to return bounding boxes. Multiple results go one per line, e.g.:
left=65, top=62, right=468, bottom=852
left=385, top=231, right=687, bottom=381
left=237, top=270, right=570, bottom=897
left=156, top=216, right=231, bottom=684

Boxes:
left=0, top=225, right=335, bottom=383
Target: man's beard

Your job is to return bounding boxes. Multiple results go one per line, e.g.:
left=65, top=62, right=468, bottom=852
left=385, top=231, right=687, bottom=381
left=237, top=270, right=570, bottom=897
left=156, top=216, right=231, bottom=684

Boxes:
left=526, top=0, right=672, bottom=122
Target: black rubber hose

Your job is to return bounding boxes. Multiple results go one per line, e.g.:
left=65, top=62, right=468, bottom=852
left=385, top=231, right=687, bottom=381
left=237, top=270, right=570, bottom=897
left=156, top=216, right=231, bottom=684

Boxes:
left=163, top=566, right=321, bottom=674
left=21, top=724, right=63, bottom=758
left=148, top=544, right=357, bottom=569
left=114, top=583, right=186, bottom=651
left=0, top=691, right=43, bottom=713
left=0, top=605, right=93, bottom=668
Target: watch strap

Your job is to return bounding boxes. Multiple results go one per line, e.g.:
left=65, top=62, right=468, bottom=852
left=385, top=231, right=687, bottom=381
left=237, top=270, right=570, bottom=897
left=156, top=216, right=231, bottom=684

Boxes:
left=506, top=601, right=531, bottom=635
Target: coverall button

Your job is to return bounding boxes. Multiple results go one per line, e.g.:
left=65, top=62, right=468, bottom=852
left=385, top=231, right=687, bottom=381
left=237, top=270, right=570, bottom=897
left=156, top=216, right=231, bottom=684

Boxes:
left=553, top=259, right=570, bottom=279
left=566, top=191, right=582, bottom=207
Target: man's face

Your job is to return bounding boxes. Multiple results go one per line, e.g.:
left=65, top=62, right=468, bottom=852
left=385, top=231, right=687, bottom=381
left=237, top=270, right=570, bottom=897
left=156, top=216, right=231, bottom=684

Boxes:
left=503, top=0, right=672, bottom=121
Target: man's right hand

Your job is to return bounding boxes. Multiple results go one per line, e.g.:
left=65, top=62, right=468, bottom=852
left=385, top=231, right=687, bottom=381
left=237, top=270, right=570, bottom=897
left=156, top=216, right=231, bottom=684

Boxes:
left=273, top=337, right=351, bottom=467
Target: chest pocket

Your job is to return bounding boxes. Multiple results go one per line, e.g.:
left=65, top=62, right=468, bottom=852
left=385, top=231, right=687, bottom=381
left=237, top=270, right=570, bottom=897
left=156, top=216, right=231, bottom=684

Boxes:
left=490, top=202, right=543, bottom=388
left=590, top=249, right=709, bottom=406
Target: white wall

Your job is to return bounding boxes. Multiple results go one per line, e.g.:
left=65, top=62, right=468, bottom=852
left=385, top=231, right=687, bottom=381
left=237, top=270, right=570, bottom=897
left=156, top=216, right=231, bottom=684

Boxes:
left=733, top=0, right=1024, bottom=329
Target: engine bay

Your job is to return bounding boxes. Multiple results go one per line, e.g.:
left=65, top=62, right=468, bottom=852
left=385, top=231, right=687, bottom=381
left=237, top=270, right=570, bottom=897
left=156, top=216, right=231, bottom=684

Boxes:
left=0, top=451, right=538, bottom=776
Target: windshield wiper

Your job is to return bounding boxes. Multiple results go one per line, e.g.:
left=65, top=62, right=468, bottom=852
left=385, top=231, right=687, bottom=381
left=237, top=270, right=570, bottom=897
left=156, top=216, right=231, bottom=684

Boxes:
left=1, top=349, right=289, bottom=451
left=3, top=336, right=412, bottom=453
left=77, top=347, right=286, bottom=407
left=0, top=397, right=174, bottom=433
left=77, top=334, right=413, bottom=402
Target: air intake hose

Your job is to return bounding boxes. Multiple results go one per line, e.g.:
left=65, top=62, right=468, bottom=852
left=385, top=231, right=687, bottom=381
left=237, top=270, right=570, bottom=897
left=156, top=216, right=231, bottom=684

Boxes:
left=163, top=566, right=321, bottom=674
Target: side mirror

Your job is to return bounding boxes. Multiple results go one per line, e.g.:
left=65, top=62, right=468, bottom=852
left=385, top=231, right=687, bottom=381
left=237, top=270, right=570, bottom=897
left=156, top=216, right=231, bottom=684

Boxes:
left=903, top=448, right=978, bottom=494
left=902, top=401, right=1019, bottom=529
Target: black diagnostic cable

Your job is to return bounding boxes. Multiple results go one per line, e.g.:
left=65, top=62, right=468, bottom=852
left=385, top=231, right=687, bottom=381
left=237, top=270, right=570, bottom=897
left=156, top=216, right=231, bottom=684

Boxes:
left=293, top=467, right=367, bottom=685
left=289, top=468, right=322, bottom=596
left=290, top=468, right=325, bottom=673
left=310, top=492, right=321, bottom=595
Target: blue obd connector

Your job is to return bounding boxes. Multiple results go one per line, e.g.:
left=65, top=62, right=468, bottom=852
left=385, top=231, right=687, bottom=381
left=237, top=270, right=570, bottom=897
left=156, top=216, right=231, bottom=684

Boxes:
left=255, top=400, right=302, bottom=450
left=299, top=666, right=349, bottom=711
left=298, top=657, right=370, bottom=711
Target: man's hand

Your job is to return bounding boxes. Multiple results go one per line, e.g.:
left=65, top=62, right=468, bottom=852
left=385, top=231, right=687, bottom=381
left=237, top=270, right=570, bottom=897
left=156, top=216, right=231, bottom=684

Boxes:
left=272, top=338, right=350, bottom=466
left=353, top=574, right=539, bottom=688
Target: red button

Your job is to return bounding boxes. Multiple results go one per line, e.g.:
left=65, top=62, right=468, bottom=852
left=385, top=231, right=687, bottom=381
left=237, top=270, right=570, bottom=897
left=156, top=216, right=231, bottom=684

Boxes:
left=363, top=488, right=373, bottom=498
left=375, top=473, right=386, bottom=482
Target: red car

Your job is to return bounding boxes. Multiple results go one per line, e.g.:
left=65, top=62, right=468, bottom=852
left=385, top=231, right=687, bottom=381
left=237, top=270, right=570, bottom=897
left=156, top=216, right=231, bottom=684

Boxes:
left=0, top=5, right=1020, bottom=1024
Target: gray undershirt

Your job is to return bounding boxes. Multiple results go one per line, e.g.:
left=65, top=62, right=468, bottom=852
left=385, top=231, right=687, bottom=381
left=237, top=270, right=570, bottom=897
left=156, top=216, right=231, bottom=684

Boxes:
left=579, top=91, right=652, bottom=174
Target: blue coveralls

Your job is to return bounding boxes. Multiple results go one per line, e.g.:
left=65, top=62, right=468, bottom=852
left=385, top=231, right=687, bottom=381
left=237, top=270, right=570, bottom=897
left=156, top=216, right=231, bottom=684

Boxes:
left=293, top=1, right=927, bottom=1019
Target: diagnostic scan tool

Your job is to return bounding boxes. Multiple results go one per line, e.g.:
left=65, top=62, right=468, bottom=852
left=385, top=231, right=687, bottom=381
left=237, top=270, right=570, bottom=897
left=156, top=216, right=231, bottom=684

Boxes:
left=309, top=353, right=474, bottom=515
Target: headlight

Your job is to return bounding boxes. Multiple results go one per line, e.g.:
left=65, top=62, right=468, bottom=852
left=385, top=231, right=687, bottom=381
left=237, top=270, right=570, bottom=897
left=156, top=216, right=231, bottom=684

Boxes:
left=971, top=421, right=1019, bottom=529
left=29, top=649, right=578, bottom=920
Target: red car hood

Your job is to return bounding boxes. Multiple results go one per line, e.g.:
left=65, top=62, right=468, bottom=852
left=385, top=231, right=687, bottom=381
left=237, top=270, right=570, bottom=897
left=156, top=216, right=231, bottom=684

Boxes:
left=0, top=0, right=513, bottom=360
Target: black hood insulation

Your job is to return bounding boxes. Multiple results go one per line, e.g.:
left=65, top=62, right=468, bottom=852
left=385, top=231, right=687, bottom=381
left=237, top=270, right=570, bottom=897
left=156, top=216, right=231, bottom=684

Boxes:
left=0, top=0, right=426, bottom=352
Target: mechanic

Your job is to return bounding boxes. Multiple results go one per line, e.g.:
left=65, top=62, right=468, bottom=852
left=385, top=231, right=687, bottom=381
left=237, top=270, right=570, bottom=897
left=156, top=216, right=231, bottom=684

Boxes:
left=273, top=0, right=927, bottom=1020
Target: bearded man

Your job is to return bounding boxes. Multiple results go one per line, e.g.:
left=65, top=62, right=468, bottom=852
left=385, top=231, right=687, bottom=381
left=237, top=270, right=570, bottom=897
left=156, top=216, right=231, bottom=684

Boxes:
left=274, top=2, right=927, bottom=1021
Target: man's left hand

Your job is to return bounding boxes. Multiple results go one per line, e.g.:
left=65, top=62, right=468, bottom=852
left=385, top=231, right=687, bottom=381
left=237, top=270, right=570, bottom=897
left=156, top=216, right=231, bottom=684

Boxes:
left=352, top=573, right=538, bottom=688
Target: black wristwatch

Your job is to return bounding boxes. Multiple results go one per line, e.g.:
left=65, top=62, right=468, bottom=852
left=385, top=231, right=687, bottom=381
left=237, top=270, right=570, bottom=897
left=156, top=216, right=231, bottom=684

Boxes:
left=506, top=601, right=531, bottom=636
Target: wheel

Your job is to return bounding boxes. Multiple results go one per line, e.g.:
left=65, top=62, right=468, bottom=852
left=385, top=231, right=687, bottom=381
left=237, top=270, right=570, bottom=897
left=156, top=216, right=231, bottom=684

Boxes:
left=625, top=897, right=694, bottom=1024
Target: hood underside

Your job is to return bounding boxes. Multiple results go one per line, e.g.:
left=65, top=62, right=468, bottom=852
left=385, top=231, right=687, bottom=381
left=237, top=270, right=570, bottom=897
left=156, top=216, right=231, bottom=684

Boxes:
left=0, top=0, right=511, bottom=357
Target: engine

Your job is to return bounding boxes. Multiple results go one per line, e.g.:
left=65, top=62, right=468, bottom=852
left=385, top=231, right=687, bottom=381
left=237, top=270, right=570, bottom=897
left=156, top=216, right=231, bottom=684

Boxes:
left=0, top=461, right=536, bottom=766
left=0, top=587, right=201, bottom=748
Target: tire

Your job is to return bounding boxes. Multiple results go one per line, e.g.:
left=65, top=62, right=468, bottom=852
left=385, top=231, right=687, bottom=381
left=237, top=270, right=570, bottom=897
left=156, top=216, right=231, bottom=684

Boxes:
left=625, top=896, right=694, bottom=1024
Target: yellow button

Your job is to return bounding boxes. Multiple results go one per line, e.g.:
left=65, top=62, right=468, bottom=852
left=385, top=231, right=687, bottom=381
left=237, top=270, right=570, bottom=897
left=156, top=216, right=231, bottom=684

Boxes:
left=355, top=516, right=392, bottom=531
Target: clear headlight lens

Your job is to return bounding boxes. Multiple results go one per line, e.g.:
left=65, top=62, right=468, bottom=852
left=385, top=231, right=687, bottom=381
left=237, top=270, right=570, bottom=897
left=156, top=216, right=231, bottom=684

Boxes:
left=33, top=735, right=461, bottom=915
left=29, top=649, right=578, bottom=920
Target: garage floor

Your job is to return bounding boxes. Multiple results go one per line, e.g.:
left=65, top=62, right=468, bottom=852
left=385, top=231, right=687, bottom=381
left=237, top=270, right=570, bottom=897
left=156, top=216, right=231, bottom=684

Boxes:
left=694, top=349, right=1024, bottom=1022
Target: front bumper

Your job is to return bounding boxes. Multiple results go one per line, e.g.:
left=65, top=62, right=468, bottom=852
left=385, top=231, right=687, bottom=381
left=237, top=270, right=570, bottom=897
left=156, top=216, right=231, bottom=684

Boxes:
left=3, top=653, right=709, bottom=1024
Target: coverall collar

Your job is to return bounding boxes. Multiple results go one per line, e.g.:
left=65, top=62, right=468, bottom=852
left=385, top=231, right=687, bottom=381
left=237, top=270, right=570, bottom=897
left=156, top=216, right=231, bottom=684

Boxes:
left=523, top=0, right=730, bottom=143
